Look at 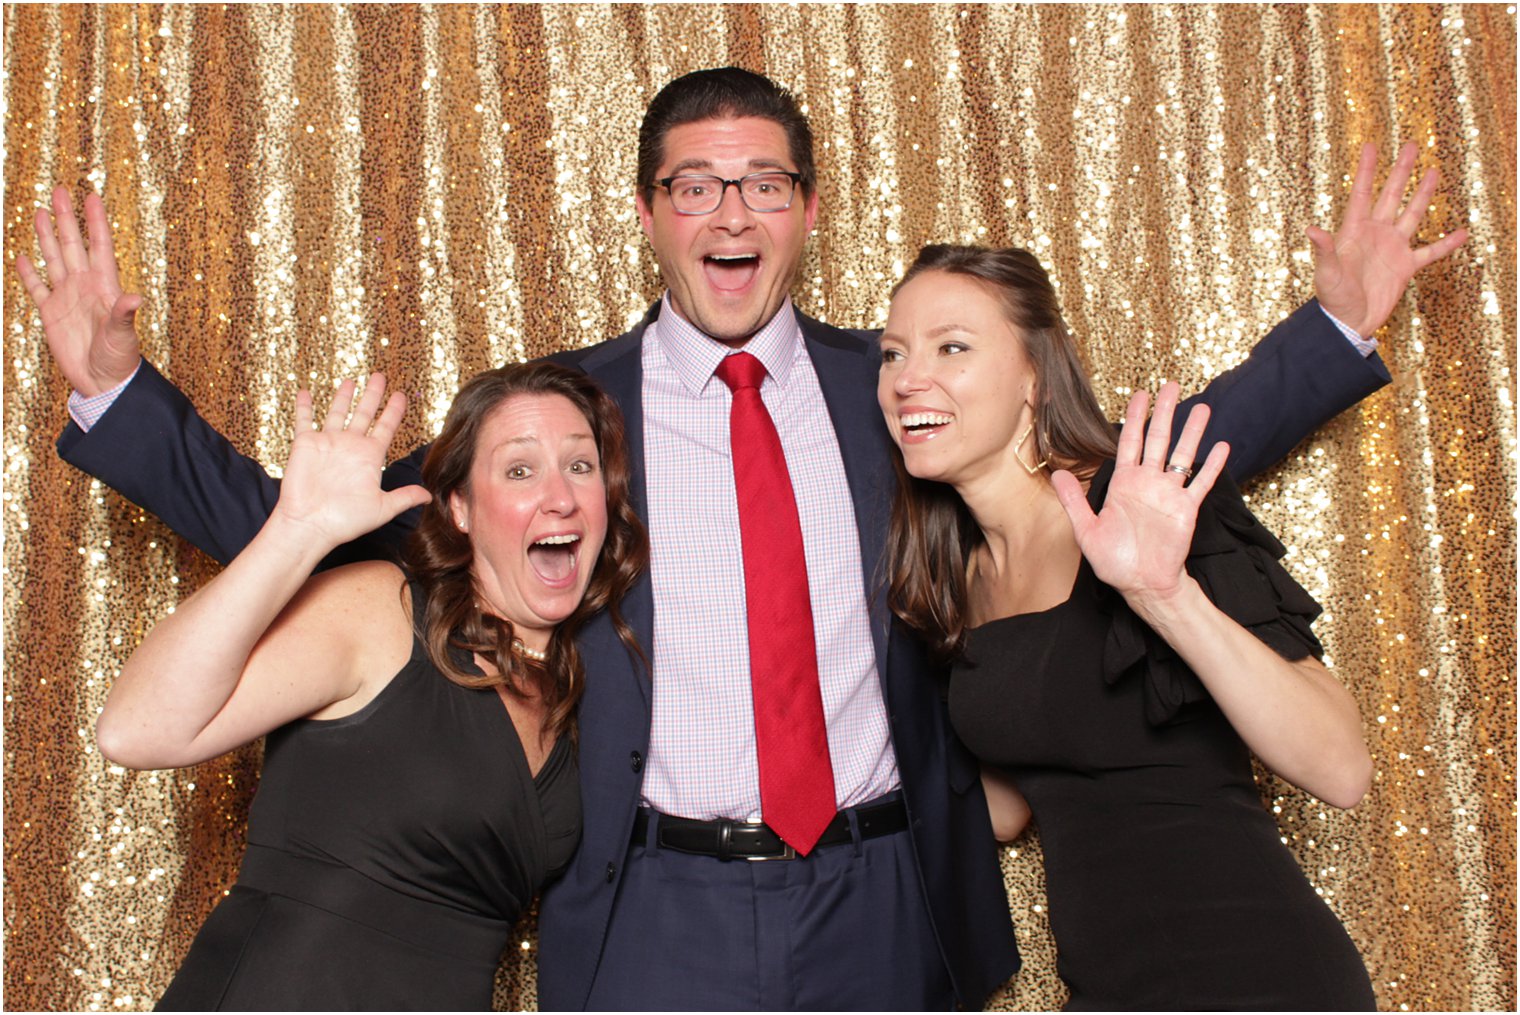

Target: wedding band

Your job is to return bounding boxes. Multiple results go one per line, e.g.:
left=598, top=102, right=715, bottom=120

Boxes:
left=1165, top=463, right=1194, bottom=479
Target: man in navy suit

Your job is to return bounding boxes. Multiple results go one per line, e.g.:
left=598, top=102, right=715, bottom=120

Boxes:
left=26, top=68, right=1461, bottom=1009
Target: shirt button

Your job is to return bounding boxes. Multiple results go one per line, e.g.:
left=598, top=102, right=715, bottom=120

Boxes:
left=630, top=750, right=644, bottom=773
left=605, top=862, right=617, bottom=883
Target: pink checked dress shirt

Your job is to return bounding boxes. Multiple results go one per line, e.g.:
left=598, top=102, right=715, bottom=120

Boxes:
left=638, top=297, right=900, bottom=821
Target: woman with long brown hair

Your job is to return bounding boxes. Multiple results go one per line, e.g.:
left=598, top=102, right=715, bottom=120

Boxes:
left=95, top=364, right=646, bottom=1010
left=878, top=244, right=1376, bottom=1009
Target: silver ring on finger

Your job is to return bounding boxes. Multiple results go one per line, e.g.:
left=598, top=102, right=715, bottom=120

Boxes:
left=1165, top=462, right=1194, bottom=480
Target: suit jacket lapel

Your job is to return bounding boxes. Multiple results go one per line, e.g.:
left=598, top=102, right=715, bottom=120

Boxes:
left=574, top=317, right=655, bottom=711
left=799, top=315, right=896, bottom=679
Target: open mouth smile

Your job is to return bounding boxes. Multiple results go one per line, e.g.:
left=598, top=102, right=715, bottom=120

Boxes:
left=702, top=252, right=760, bottom=292
left=899, top=411, right=954, bottom=443
left=527, top=533, right=582, bottom=586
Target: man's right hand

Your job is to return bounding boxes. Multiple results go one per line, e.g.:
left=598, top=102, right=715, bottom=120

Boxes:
left=16, top=186, right=143, bottom=397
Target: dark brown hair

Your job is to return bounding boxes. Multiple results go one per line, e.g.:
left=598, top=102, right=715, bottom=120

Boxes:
left=637, top=67, right=816, bottom=196
left=885, top=244, right=1117, bottom=664
left=403, top=362, right=647, bottom=741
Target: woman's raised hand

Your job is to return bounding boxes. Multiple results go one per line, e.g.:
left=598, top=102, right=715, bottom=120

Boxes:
left=1050, top=382, right=1230, bottom=605
left=273, top=374, right=431, bottom=549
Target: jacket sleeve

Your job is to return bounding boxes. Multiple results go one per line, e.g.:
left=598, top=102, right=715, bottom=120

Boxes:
left=1178, top=299, right=1391, bottom=483
left=56, top=359, right=427, bottom=567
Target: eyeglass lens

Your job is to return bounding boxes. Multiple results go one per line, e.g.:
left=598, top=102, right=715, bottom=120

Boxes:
left=666, top=173, right=796, bottom=214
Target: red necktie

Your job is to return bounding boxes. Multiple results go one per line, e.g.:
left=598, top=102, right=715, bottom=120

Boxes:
left=716, top=352, right=836, bottom=855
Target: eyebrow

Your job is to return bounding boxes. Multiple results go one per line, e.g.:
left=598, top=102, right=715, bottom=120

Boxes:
left=497, top=432, right=595, bottom=447
left=879, top=322, right=976, bottom=342
left=489, top=432, right=598, bottom=458
left=663, top=157, right=793, bottom=177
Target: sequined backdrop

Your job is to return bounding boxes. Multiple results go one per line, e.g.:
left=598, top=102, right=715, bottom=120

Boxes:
left=3, top=4, right=1514, bottom=1011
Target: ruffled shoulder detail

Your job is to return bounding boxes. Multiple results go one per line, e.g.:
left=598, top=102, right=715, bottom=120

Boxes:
left=1088, top=460, right=1325, bottom=726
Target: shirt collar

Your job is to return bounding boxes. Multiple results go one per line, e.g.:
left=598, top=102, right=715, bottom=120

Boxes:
left=653, top=293, right=804, bottom=396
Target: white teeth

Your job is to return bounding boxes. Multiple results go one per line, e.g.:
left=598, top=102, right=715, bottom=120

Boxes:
left=708, top=253, right=758, bottom=261
left=901, top=412, right=954, bottom=428
left=533, top=534, right=580, bottom=546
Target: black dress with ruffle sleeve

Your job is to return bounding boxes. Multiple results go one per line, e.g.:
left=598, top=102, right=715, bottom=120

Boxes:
left=950, top=461, right=1374, bottom=1010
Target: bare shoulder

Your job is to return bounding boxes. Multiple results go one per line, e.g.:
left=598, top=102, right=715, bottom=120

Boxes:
left=268, top=560, right=417, bottom=720
left=265, top=560, right=413, bottom=670
left=296, top=559, right=409, bottom=615
left=312, top=559, right=411, bottom=601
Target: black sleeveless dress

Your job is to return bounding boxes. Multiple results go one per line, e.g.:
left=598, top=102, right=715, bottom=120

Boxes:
left=950, top=462, right=1375, bottom=1010
left=157, top=582, right=580, bottom=1011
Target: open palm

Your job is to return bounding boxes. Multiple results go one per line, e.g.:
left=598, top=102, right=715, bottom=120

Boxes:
left=15, top=188, right=142, bottom=396
left=1311, top=142, right=1469, bottom=337
left=275, top=375, right=431, bottom=549
left=1051, top=384, right=1230, bottom=601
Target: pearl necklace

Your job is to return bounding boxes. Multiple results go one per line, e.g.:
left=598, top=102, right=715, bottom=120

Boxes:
left=511, top=639, right=548, bottom=663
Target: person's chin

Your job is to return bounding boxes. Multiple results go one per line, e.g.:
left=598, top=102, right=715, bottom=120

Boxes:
left=700, top=290, right=780, bottom=340
left=900, top=452, right=954, bottom=484
left=699, top=311, right=766, bottom=344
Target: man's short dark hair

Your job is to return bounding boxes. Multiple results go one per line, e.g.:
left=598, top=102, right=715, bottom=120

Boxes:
left=637, top=67, right=816, bottom=197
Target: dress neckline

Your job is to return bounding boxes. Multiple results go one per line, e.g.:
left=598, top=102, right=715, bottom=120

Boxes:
left=968, top=554, right=1089, bottom=632
left=531, top=735, right=571, bottom=787
left=967, top=459, right=1117, bottom=633
left=469, top=656, right=561, bottom=781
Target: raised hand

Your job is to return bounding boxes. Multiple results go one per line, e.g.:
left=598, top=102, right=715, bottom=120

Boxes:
left=1310, top=141, right=1470, bottom=337
left=273, top=374, right=431, bottom=549
left=15, top=187, right=143, bottom=396
left=1050, top=382, right=1230, bottom=605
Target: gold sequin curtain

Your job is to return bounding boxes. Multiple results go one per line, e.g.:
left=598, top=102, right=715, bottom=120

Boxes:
left=3, top=4, right=1513, bottom=1011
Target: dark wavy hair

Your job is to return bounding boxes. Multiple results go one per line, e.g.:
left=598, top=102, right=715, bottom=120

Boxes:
left=403, top=362, right=647, bottom=742
left=885, top=245, right=1117, bottom=665
left=637, top=67, right=816, bottom=197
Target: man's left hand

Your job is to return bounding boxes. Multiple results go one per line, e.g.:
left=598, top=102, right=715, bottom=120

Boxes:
left=1310, top=141, right=1469, bottom=338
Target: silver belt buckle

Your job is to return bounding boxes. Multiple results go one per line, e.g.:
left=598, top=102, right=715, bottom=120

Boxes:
left=720, top=819, right=796, bottom=861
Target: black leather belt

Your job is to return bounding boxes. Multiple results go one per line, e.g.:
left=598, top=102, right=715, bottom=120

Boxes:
left=631, top=797, right=909, bottom=861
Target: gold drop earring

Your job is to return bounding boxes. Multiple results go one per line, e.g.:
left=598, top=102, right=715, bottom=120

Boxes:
left=1013, top=422, right=1048, bottom=475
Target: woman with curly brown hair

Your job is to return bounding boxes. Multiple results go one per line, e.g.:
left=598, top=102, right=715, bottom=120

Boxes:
left=96, top=364, right=646, bottom=1010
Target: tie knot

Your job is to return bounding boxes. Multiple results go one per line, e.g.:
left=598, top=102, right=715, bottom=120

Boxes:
left=716, top=351, right=767, bottom=393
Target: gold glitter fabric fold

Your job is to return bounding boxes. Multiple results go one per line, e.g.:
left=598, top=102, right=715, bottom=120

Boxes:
left=3, top=4, right=1513, bottom=1011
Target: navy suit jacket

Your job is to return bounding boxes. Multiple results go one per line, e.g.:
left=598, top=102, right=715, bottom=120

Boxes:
left=58, top=298, right=1389, bottom=1009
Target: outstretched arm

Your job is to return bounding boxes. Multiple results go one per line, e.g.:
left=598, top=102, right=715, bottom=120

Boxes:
left=55, top=359, right=430, bottom=566
left=96, top=376, right=432, bottom=770
left=1311, top=141, right=1469, bottom=338
left=1052, top=384, right=1372, bottom=808
left=20, top=187, right=429, bottom=565
left=1183, top=143, right=1468, bottom=482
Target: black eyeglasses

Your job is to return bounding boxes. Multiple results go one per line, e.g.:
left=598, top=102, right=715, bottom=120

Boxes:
left=652, top=171, right=803, bottom=215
